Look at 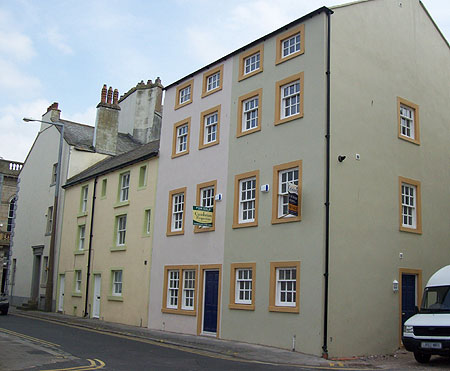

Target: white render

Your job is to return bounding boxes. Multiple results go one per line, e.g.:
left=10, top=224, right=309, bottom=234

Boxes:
left=148, top=58, right=233, bottom=335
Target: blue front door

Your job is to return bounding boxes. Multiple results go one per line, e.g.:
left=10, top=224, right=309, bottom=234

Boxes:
left=402, top=274, right=417, bottom=327
left=203, top=270, right=219, bottom=333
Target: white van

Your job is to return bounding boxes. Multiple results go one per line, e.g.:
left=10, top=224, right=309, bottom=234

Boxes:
left=402, top=265, right=450, bottom=363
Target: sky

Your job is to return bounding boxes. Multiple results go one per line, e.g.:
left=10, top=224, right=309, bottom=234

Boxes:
left=0, top=0, right=449, bottom=162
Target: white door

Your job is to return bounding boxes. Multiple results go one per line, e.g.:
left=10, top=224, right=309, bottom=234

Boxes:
left=92, top=274, right=101, bottom=319
left=58, top=275, right=65, bottom=312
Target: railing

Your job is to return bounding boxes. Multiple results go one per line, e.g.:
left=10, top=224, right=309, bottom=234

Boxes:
left=9, top=162, right=23, bottom=171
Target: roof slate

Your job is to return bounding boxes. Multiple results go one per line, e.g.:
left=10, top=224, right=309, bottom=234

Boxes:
left=64, top=140, right=159, bottom=188
left=57, top=120, right=141, bottom=154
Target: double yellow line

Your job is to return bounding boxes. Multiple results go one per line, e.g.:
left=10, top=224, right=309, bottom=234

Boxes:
left=0, top=327, right=59, bottom=348
left=43, top=358, right=105, bottom=371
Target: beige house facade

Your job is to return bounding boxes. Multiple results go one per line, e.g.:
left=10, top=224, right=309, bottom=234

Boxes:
left=148, top=0, right=449, bottom=358
left=57, top=141, right=159, bottom=326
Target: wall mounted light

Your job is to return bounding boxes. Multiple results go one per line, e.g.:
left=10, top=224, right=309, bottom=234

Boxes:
left=393, top=280, right=399, bottom=293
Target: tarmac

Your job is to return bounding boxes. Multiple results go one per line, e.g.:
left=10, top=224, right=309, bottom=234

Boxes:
left=6, top=307, right=446, bottom=370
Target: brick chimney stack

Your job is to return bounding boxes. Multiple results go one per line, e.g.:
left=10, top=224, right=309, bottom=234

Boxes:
left=43, top=102, right=61, bottom=122
left=93, top=84, right=121, bottom=155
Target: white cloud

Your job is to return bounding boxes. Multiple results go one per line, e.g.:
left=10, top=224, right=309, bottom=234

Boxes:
left=0, top=99, right=50, bottom=162
left=45, top=26, right=74, bottom=55
left=65, top=106, right=96, bottom=127
left=0, top=58, right=41, bottom=93
left=0, top=31, right=35, bottom=61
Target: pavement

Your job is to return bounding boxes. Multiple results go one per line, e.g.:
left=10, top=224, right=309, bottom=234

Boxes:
left=6, top=307, right=449, bottom=370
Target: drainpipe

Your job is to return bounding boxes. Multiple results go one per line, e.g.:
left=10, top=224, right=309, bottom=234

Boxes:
left=322, top=10, right=332, bottom=359
left=84, top=176, right=97, bottom=317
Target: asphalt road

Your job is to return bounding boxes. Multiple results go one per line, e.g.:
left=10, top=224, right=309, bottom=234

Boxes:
left=0, top=314, right=329, bottom=371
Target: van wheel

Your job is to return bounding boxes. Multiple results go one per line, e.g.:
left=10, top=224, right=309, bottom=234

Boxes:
left=414, top=351, right=431, bottom=363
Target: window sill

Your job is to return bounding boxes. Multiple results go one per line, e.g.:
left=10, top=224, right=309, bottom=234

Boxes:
left=229, top=303, right=255, bottom=311
left=274, top=112, right=303, bottom=126
left=171, top=151, right=189, bottom=159
left=237, top=126, right=261, bottom=138
left=72, top=293, right=82, bottom=298
left=399, top=226, right=422, bottom=234
left=141, top=233, right=151, bottom=238
left=268, top=305, right=299, bottom=313
left=74, top=250, right=85, bottom=255
left=45, top=232, right=52, bottom=236
left=166, top=230, right=184, bottom=236
left=238, top=68, right=263, bottom=82
left=77, top=212, right=88, bottom=218
left=198, top=141, right=219, bottom=150
left=398, top=135, right=420, bottom=145
left=194, top=226, right=215, bottom=233
left=161, top=308, right=197, bottom=316
left=174, top=100, right=192, bottom=111
left=113, top=201, right=130, bottom=209
left=137, top=186, right=147, bottom=192
left=271, top=216, right=301, bottom=225
left=110, top=246, right=127, bottom=252
left=40, top=283, right=47, bottom=288
left=232, top=221, right=258, bottom=229
left=107, top=295, right=123, bottom=302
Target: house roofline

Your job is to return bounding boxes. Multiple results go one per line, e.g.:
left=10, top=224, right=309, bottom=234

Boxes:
left=164, top=6, right=333, bottom=91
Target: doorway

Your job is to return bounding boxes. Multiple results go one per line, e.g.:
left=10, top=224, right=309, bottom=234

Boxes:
left=58, top=274, right=65, bottom=312
left=197, top=265, right=221, bottom=336
left=92, top=274, right=101, bottom=319
left=30, top=245, right=44, bottom=303
left=399, top=268, right=422, bottom=344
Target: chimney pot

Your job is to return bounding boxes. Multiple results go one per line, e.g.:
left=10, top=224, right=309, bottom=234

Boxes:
left=107, top=87, right=113, bottom=104
left=113, top=89, right=119, bottom=105
left=101, top=84, right=107, bottom=103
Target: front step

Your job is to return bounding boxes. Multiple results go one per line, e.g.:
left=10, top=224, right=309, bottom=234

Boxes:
left=17, top=300, right=38, bottom=311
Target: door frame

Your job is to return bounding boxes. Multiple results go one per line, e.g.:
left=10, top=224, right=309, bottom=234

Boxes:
left=399, top=268, right=422, bottom=346
left=58, top=274, right=65, bottom=312
left=197, top=264, right=221, bottom=337
left=92, top=273, right=101, bottom=319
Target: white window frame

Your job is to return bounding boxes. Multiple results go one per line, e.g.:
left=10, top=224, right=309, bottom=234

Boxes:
left=276, top=267, right=297, bottom=307
left=281, top=80, right=300, bottom=119
left=239, top=177, right=256, bottom=224
left=282, top=33, right=301, bottom=58
left=401, top=183, right=417, bottom=229
left=81, top=186, right=88, bottom=212
left=75, top=270, right=82, bottom=293
left=206, top=71, right=220, bottom=92
left=116, top=215, right=127, bottom=246
left=167, top=270, right=180, bottom=309
left=278, top=167, right=299, bottom=218
left=244, top=52, right=260, bottom=75
left=201, top=186, right=215, bottom=208
left=242, top=96, right=259, bottom=132
left=46, top=206, right=53, bottom=234
left=112, top=270, right=122, bottom=296
left=51, top=163, right=58, bottom=184
left=204, top=112, right=218, bottom=145
left=176, top=124, right=189, bottom=153
left=145, top=209, right=151, bottom=235
left=78, top=225, right=86, bottom=250
left=400, top=104, right=415, bottom=140
left=119, top=172, right=130, bottom=202
left=179, top=85, right=191, bottom=105
left=7, top=196, right=16, bottom=232
left=181, top=270, right=195, bottom=311
left=171, top=193, right=184, bottom=232
left=235, top=268, right=253, bottom=305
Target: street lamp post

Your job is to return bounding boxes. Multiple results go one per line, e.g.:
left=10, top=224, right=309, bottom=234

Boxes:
left=23, top=117, right=64, bottom=312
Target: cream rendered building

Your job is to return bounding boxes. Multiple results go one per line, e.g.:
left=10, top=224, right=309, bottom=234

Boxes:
left=57, top=141, right=159, bottom=326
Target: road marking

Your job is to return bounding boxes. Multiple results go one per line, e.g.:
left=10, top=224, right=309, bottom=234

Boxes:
left=0, top=327, right=59, bottom=348
left=13, top=313, right=376, bottom=370
left=41, top=358, right=105, bottom=371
